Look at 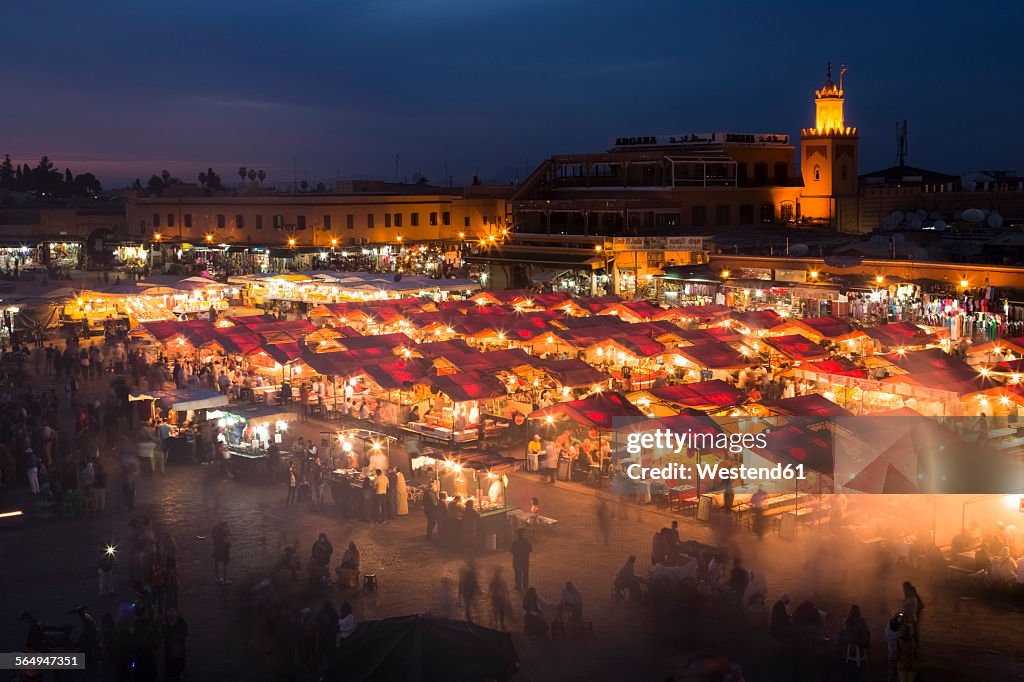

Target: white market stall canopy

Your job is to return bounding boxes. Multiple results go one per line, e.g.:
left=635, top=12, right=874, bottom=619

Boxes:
left=206, top=404, right=299, bottom=427
left=130, top=387, right=229, bottom=411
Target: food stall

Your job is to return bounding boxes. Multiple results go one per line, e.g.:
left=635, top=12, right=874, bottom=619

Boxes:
left=403, top=371, right=508, bottom=445
left=205, top=404, right=299, bottom=480
left=130, top=387, right=229, bottom=425
left=415, top=449, right=518, bottom=548
left=328, top=430, right=400, bottom=518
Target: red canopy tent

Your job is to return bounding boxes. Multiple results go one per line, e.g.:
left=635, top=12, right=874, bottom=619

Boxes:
left=529, top=392, right=646, bottom=431
left=802, top=358, right=866, bottom=378
left=429, top=371, right=507, bottom=403
left=882, top=347, right=970, bottom=375
left=571, top=295, right=624, bottom=314
left=757, top=394, right=853, bottom=418
left=538, top=359, right=608, bottom=388
left=672, top=341, right=752, bottom=370
left=866, top=322, right=937, bottom=349
left=758, top=426, right=834, bottom=479
left=845, top=462, right=918, bottom=494
left=762, top=334, right=830, bottom=362
left=359, top=358, right=433, bottom=390
left=644, top=380, right=745, bottom=412
left=769, top=316, right=861, bottom=342
left=674, top=304, right=732, bottom=324
left=340, top=333, right=414, bottom=351
left=415, top=340, right=474, bottom=358
left=728, top=309, right=783, bottom=332
left=679, top=327, right=745, bottom=345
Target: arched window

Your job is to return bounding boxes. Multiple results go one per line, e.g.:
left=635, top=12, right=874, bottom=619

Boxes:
left=841, top=165, right=848, bottom=181
left=813, top=165, right=821, bottom=182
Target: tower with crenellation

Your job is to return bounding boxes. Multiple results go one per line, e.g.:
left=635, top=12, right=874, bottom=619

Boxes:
left=800, top=63, right=859, bottom=224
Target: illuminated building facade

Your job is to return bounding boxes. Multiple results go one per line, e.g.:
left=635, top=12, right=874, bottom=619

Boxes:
left=125, top=189, right=510, bottom=250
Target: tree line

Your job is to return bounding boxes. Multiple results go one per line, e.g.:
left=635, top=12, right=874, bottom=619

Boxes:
left=0, top=154, right=103, bottom=195
left=133, top=166, right=266, bottom=196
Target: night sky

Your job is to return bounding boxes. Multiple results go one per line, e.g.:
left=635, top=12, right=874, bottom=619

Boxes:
left=4, top=1, right=1022, bottom=187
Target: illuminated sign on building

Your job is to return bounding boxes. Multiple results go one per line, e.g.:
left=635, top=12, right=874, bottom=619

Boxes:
left=611, top=132, right=789, bottom=149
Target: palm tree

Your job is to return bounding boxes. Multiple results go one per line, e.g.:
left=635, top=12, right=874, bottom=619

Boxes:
left=247, top=169, right=257, bottom=183
left=238, top=166, right=247, bottom=186
left=257, top=169, right=266, bottom=185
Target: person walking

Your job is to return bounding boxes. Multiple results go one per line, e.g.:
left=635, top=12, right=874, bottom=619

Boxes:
left=91, top=458, right=107, bottom=511
left=596, top=499, right=611, bottom=547
left=750, top=484, right=767, bottom=540
left=164, top=557, right=181, bottom=612
left=458, top=559, right=480, bottom=623
left=488, top=567, right=513, bottom=630
left=25, top=447, right=40, bottom=494
left=162, top=608, right=188, bottom=681
left=212, top=521, right=232, bottom=584
left=510, top=528, right=532, bottom=592
left=98, top=548, right=116, bottom=597
left=286, top=464, right=297, bottom=506
left=374, top=469, right=389, bottom=523
left=542, top=438, right=559, bottom=484
left=423, top=486, right=438, bottom=540
left=315, top=601, right=338, bottom=666
left=395, top=467, right=409, bottom=516
left=386, top=466, right=398, bottom=520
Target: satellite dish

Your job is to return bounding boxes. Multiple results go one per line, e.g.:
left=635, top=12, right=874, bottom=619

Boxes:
left=929, top=211, right=943, bottom=220
left=892, top=211, right=905, bottom=223
left=987, top=212, right=1004, bottom=229
left=881, top=215, right=897, bottom=231
left=933, top=220, right=947, bottom=231
left=961, top=208, right=985, bottom=223
left=393, top=273, right=402, bottom=282
left=915, top=209, right=928, bottom=220
left=788, top=243, right=809, bottom=257
left=909, top=216, right=923, bottom=229
left=962, top=179, right=977, bottom=191
left=892, top=233, right=905, bottom=243
left=911, top=247, right=929, bottom=260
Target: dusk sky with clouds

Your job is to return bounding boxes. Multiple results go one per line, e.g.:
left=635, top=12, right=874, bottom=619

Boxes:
left=4, top=1, right=1022, bottom=187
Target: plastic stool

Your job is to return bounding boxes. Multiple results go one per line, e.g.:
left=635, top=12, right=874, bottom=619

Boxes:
left=363, top=574, right=377, bottom=591
left=61, top=500, right=76, bottom=518
left=845, top=645, right=867, bottom=667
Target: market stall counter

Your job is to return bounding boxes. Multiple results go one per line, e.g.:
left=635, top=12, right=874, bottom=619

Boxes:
left=414, top=449, right=518, bottom=550
left=205, top=404, right=299, bottom=482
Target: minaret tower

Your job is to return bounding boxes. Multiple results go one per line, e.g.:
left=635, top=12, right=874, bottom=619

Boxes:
left=801, top=63, right=860, bottom=224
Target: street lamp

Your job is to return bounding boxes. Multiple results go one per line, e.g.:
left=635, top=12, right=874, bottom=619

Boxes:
left=288, top=237, right=296, bottom=247
left=205, top=234, right=213, bottom=243
left=875, top=275, right=884, bottom=285
left=720, top=269, right=730, bottom=279
left=960, top=278, right=969, bottom=288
